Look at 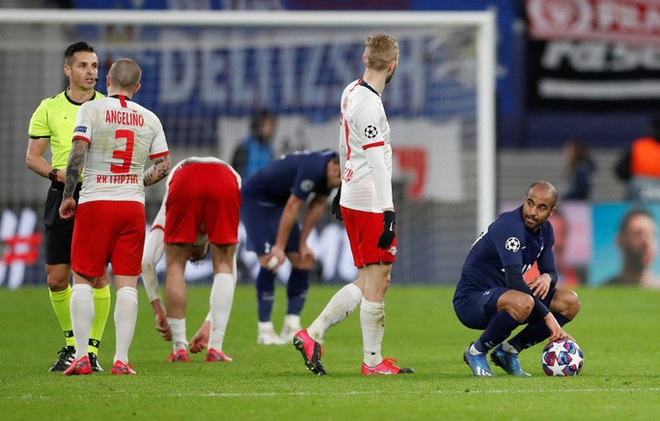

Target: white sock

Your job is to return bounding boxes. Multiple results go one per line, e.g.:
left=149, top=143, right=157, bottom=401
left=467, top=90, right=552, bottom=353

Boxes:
left=308, top=283, right=362, bottom=343
left=168, top=318, right=188, bottom=352
left=70, top=283, right=94, bottom=361
left=114, top=287, right=138, bottom=364
left=469, top=343, right=483, bottom=356
left=209, top=273, right=236, bottom=352
left=360, top=298, right=385, bottom=367
left=283, top=314, right=301, bottom=330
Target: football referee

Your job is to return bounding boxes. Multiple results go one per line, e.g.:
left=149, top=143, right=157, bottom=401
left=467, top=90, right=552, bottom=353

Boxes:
left=26, top=41, right=110, bottom=373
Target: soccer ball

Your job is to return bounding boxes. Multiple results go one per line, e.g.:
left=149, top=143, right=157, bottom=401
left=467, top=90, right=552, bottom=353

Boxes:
left=541, top=339, right=584, bottom=376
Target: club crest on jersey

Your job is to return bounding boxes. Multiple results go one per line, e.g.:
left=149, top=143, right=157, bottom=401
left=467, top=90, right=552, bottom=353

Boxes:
left=300, top=179, right=315, bottom=192
left=364, top=125, right=378, bottom=139
left=74, top=125, right=87, bottom=133
left=505, top=237, right=521, bottom=252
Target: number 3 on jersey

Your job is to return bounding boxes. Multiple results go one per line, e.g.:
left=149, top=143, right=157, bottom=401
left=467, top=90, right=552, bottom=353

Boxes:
left=111, top=129, right=135, bottom=174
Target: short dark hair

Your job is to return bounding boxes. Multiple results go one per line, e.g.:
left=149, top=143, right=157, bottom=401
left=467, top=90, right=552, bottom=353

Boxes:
left=64, top=41, right=95, bottom=65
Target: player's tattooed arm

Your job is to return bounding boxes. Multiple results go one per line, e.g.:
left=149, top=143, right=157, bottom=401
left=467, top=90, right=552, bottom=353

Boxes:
left=63, top=139, right=88, bottom=200
left=143, top=154, right=171, bottom=186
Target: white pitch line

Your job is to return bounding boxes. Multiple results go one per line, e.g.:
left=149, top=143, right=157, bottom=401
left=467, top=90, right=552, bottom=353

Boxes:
left=5, top=387, right=659, bottom=400
left=168, top=387, right=660, bottom=398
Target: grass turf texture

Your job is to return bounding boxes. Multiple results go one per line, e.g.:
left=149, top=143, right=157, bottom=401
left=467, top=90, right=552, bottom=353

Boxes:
left=0, top=285, right=658, bottom=420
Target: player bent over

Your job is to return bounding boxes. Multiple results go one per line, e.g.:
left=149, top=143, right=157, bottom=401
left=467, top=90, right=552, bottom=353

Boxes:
left=453, top=181, right=580, bottom=376
left=241, top=149, right=342, bottom=345
left=141, top=157, right=241, bottom=363
left=59, top=58, right=170, bottom=375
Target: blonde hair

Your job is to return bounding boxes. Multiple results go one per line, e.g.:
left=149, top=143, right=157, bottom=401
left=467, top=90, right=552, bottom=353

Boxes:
left=108, top=58, right=142, bottom=91
left=364, top=33, right=398, bottom=71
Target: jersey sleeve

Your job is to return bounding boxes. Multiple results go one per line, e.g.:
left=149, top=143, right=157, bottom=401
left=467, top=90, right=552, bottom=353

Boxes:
left=72, top=103, right=93, bottom=144
left=149, top=117, right=169, bottom=159
left=536, top=223, right=557, bottom=274
left=28, top=99, right=51, bottom=138
left=364, top=146, right=394, bottom=210
left=490, top=216, right=526, bottom=267
left=356, top=102, right=386, bottom=148
left=141, top=227, right=165, bottom=303
left=356, top=103, right=394, bottom=210
left=291, top=156, right=324, bottom=200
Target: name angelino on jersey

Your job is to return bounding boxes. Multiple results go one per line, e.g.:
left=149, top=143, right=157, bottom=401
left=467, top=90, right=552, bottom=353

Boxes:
left=105, top=109, right=144, bottom=127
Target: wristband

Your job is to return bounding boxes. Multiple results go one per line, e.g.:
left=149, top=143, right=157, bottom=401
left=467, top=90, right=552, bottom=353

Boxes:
left=48, top=168, right=59, bottom=182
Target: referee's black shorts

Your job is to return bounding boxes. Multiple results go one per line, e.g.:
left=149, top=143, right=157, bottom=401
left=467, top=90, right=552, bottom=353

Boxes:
left=44, top=181, right=81, bottom=265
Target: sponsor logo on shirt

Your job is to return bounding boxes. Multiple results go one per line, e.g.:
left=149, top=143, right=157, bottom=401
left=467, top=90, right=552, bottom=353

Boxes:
left=96, top=174, right=139, bottom=184
left=74, top=125, right=87, bottom=133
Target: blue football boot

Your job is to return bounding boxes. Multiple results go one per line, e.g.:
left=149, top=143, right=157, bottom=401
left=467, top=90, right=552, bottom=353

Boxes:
left=490, top=344, right=531, bottom=376
left=463, top=343, right=494, bottom=377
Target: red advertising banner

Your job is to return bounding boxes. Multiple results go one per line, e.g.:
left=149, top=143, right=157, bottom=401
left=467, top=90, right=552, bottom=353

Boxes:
left=527, top=0, right=660, bottom=45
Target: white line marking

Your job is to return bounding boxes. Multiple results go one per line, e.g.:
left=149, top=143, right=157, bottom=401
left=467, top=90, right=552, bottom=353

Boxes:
left=5, top=388, right=659, bottom=400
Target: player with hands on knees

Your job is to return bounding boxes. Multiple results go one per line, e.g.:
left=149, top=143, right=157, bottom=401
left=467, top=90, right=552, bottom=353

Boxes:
left=240, top=149, right=341, bottom=345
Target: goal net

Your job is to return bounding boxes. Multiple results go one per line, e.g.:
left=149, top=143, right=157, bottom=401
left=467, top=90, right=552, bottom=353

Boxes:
left=0, top=10, right=495, bottom=286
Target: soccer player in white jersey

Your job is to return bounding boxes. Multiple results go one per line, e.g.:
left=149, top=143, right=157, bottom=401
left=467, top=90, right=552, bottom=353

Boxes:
left=141, top=156, right=241, bottom=363
left=59, top=58, right=171, bottom=375
left=294, top=33, right=413, bottom=375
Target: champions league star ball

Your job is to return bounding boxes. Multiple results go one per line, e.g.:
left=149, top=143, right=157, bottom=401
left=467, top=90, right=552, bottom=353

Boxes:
left=541, top=339, right=584, bottom=376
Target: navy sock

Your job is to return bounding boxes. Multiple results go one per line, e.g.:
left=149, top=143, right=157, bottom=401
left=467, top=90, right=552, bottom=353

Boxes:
left=508, top=313, right=572, bottom=352
left=256, top=268, right=276, bottom=322
left=474, top=311, right=520, bottom=353
left=286, top=268, right=310, bottom=315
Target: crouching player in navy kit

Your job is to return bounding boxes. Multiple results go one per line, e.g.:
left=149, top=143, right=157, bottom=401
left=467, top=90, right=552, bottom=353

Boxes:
left=454, top=181, right=580, bottom=376
left=241, top=149, right=342, bottom=345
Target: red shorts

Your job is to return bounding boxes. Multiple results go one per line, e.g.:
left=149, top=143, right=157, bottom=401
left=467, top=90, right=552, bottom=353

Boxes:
left=71, top=201, right=146, bottom=277
left=165, top=162, right=241, bottom=245
left=341, top=206, right=397, bottom=267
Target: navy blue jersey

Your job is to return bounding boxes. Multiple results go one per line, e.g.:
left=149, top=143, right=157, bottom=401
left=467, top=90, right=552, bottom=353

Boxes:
left=241, top=150, right=337, bottom=204
left=456, top=206, right=556, bottom=295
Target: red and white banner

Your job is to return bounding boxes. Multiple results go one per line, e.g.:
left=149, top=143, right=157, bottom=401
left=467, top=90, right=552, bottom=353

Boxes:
left=527, top=0, right=660, bottom=45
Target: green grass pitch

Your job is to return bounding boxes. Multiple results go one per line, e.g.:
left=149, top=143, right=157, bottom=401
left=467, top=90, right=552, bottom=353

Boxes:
left=0, top=284, right=658, bottom=420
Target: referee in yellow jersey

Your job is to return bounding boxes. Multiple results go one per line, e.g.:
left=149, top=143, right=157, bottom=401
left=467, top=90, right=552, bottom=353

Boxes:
left=26, top=41, right=110, bottom=372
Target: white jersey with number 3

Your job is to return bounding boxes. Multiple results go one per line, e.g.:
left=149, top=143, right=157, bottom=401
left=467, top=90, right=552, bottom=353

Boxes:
left=338, top=78, right=393, bottom=213
left=72, top=95, right=169, bottom=205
